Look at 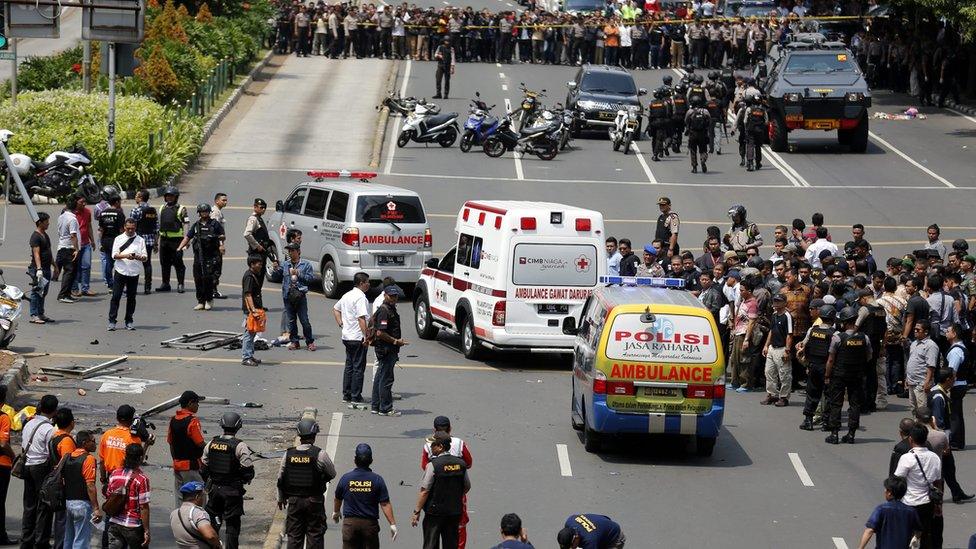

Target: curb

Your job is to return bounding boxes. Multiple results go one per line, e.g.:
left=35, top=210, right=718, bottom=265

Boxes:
left=1, top=353, right=30, bottom=405
left=369, top=60, right=400, bottom=169
left=945, top=99, right=976, bottom=116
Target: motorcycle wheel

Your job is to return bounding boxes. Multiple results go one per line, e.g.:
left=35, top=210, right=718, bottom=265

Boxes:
left=4, top=174, right=31, bottom=205
left=396, top=130, right=413, bottom=148
left=459, top=131, right=474, bottom=153
left=80, top=176, right=100, bottom=205
left=559, top=129, right=571, bottom=151
left=612, top=136, right=621, bottom=152
left=438, top=126, right=458, bottom=148
left=535, top=142, right=558, bottom=161
left=622, top=133, right=633, bottom=155
left=484, top=138, right=507, bottom=158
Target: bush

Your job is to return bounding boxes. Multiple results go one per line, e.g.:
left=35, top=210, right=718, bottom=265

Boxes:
left=0, top=91, right=203, bottom=191
left=1, top=46, right=84, bottom=96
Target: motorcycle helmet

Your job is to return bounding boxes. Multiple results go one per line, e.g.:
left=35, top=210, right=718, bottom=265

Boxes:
left=689, top=96, right=705, bottom=108
left=693, top=74, right=704, bottom=84
left=819, top=305, right=836, bottom=323
left=7, top=153, right=32, bottom=176
left=728, top=204, right=746, bottom=221
left=219, top=412, right=243, bottom=431
left=837, top=306, right=858, bottom=324
left=746, top=92, right=762, bottom=105
left=675, top=83, right=688, bottom=95
left=297, top=418, right=320, bottom=437
left=101, top=185, right=120, bottom=202
left=662, top=75, right=673, bottom=86
left=686, top=65, right=696, bottom=74
left=163, top=186, right=179, bottom=198
left=197, top=203, right=211, bottom=214
left=708, top=70, right=720, bottom=81
left=653, top=87, right=666, bottom=99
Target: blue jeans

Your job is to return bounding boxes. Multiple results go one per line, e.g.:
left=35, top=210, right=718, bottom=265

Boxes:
left=29, top=266, right=51, bottom=318
left=286, top=296, right=314, bottom=345
left=242, top=314, right=256, bottom=360
left=342, top=340, right=367, bottom=401
left=371, top=350, right=397, bottom=413
left=100, top=251, right=114, bottom=288
left=64, top=499, right=92, bottom=549
left=650, top=44, right=661, bottom=67
left=73, top=244, right=92, bottom=293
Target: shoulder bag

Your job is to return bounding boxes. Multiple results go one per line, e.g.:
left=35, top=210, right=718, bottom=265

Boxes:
left=12, top=419, right=50, bottom=479
left=913, top=450, right=943, bottom=505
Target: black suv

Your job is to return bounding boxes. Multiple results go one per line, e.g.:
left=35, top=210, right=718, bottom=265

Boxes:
left=758, top=37, right=871, bottom=153
left=566, top=65, right=646, bottom=138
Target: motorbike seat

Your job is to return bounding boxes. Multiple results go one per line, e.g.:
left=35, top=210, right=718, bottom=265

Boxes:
left=483, top=116, right=498, bottom=127
left=424, top=113, right=457, bottom=127
left=520, top=122, right=558, bottom=135
left=31, top=158, right=63, bottom=171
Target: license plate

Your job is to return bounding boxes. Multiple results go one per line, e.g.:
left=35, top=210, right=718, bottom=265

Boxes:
left=377, top=255, right=404, bottom=266
left=537, top=304, right=569, bottom=314
left=598, top=112, right=615, bottom=120
left=805, top=118, right=839, bottom=130
left=785, top=114, right=803, bottom=122
left=0, top=298, right=17, bottom=308
left=644, top=387, right=679, bottom=397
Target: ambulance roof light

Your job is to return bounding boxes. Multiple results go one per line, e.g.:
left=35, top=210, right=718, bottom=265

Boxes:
left=575, top=218, right=591, bottom=232
left=599, top=276, right=686, bottom=289
left=306, top=170, right=378, bottom=181
left=520, top=217, right=537, bottom=230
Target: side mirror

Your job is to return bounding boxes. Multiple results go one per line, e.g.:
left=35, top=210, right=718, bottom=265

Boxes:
left=562, top=316, right=579, bottom=336
left=638, top=87, right=648, bottom=96
left=425, top=257, right=440, bottom=269
left=275, top=200, right=283, bottom=212
left=566, top=81, right=577, bottom=90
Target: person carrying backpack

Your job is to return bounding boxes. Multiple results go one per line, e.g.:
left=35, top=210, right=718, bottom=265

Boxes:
left=734, top=94, right=768, bottom=172
left=684, top=96, right=712, bottom=174
left=946, top=323, right=970, bottom=449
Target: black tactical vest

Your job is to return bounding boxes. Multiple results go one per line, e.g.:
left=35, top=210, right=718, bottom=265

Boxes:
left=805, top=325, right=834, bottom=366
left=280, top=445, right=324, bottom=497
left=206, top=437, right=242, bottom=485
left=835, top=332, right=868, bottom=374
left=424, top=454, right=466, bottom=517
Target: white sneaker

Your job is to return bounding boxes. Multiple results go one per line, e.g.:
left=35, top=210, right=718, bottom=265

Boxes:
left=193, top=303, right=205, bottom=311
left=204, top=301, right=213, bottom=310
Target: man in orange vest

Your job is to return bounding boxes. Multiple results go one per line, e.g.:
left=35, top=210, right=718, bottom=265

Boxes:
left=167, top=391, right=205, bottom=507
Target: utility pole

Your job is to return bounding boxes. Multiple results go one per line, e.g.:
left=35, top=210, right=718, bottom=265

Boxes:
left=83, top=40, right=91, bottom=92
left=10, top=39, right=17, bottom=105
left=107, top=41, right=115, bottom=152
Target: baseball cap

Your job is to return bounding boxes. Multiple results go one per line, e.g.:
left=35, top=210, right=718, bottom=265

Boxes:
left=431, top=431, right=451, bottom=447
left=809, top=298, right=825, bottom=309
left=727, top=270, right=742, bottom=281
left=285, top=242, right=301, bottom=251
left=772, top=294, right=786, bottom=303
left=254, top=198, right=267, bottom=207
left=964, top=255, right=976, bottom=264
left=656, top=196, right=671, bottom=205
left=643, top=244, right=658, bottom=256
left=384, top=285, right=405, bottom=298
left=179, top=481, right=205, bottom=495
left=901, top=259, right=915, bottom=269
left=723, top=250, right=739, bottom=260
left=557, top=527, right=577, bottom=548
left=433, top=416, right=451, bottom=429
left=355, top=443, right=372, bottom=460
left=179, top=390, right=201, bottom=407
left=783, top=244, right=798, bottom=254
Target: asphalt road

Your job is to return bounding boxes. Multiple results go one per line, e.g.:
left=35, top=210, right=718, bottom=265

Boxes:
left=2, top=53, right=976, bottom=548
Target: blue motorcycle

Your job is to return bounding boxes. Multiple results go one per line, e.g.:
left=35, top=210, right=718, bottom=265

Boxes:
left=459, top=92, right=499, bottom=153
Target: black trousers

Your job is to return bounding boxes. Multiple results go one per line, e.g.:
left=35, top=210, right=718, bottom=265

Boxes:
left=688, top=132, right=709, bottom=168
left=141, top=245, right=154, bottom=291
left=649, top=120, right=668, bottom=157
left=0, top=466, right=10, bottom=541
left=912, top=502, right=936, bottom=549
left=435, top=66, right=451, bottom=97
left=22, top=462, right=53, bottom=549
left=943, top=450, right=968, bottom=500
left=207, top=485, right=244, bottom=549
left=862, top=355, right=879, bottom=411
left=950, top=385, right=966, bottom=448
left=826, top=372, right=862, bottom=432
left=285, top=496, right=326, bottom=549
left=193, top=257, right=217, bottom=304
left=422, top=514, right=461, bottom=549
left=159, top=236, right=185, bottom=286
left=55, top=248, right=78, bottom=300
left=108, top=273, right=139, bottom=324
left=803, top=364, right=826, bottom=417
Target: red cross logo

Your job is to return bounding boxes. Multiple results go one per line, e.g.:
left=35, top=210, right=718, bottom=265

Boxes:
left=576, top=255, right=590, bottom=272
left=278, top=223, right=286, bottom=239
left=387, top=201, right=397, bottom=211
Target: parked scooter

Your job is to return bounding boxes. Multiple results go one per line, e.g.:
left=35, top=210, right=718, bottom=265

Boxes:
left=397, top=101, right=459, bottom=148
left=483, top=111, right=559, bottom=160
left=609, top=107, right=640, bottom=155
left=0, top=131, right=101, bottom=205
left=378, top=92, right=439, bottom=117
left=551, top=104, right=577, bottom=151
left=0, top=269, right=23, bottom=349
left=516, top=83, right=546, bottom=131
left=460, top=92, right=499, bottom=153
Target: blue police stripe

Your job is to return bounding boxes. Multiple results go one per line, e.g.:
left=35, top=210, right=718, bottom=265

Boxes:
left=664, top=414, right=681, bottom=434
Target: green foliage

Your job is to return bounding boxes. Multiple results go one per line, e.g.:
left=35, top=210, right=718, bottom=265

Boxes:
left=0, top=91, right=203, bottom=190
left=2, top=46, right=83, bottom=96
left=894, top=0, right=976, bottom=41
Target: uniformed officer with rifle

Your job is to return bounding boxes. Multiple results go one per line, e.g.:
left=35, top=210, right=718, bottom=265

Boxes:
left=157, top=186, right=188, bottom=293
left=201, top=412, right=254, bottom=549
left=178, top=204, right=226, bottom=311
left=277, top=418, right=337, bottom=549
left=243, top=199, right=277, bottom=285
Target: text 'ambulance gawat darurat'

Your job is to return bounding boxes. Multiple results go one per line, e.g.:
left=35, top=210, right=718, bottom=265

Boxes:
left=414, top=201, right=606, bottom=359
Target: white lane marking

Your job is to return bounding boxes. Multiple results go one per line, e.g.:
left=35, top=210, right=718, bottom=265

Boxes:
left=503, top=98, right=524, bottom=180
left=502, top=84, right=508, bottom=91
left=947, top=107, right=976, bottom=125
left=496, top=62, right=502, bottom=67
left=384, top=59, right=412, bottom=175
left=498, top=72, right=505, bottom=79
left=788, top=452, right=815, bottom=487
left=323, top=412, right=343, bottom=507
left=629, top=143, right=658, bottom=184
left=506, top=2, right=512, bottom=5
left=832, top=538, right=849, bottom=549
left=724, top=111, right=806, bottom=187
left=869, top=130, right=956, bottom=188
left=556, top=444, right=573, bottom=477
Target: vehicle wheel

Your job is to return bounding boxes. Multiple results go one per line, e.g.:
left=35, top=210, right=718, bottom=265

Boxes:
left=570, top=119, right=582, bottom=138
left=459, top=313, right=482, bottom=360
left=769, top=116, right=788, bottom=153
left=5, top=176, right=30, bottom=205
left=80, top=177, right=100, bottom=205
left=396, top=130, right=412, bottom=148
left=266, top=245, right=283, bottom=283
left=438, top=126, right=458, bottom=148
left=848, top=112, right=868, bottom=153
left=484, top=137, right=506, bottom=158
left=622, top=133, right=633, bottom=154
left=0, top=329, right=9, bottom=350
left=321, top=261, right=340, bottom=299
left=414, top=293, right=438, bottom=340
left=612, top=137, right=621, bottom=152
left=695, top=436, right=716, bottom=457
left=582, top=405, right=601, bottom=453
left=459, top=131, right=474, bottom=153
left=535, top=142, right=558, bottom=161
left=559, top=128, right=571, bottom=150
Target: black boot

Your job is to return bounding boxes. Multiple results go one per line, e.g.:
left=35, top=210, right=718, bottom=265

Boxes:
left=691, top=165, right=697, bottom=173
left=739, top=157, right=745, bottom=167
left=702, top=161, right=707, bottom=173
left=825, top=431, right=839, bottom=444
left=841, top=430, right=856, bottom=444
left=799, top=417, right=814, bottom=431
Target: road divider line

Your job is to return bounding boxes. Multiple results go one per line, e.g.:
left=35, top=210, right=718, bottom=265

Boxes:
left=788, top=452, right=815, bottom=487
left=502, top=84, right=508, bottom=91
left=947, top=107, right=976, bottom=125
left=724, top=111, right=806, bottom=187
left=869, top=130, right=956, bottom=188
left=832, top=537, right=849, bottom=549
left=326, top=412, right=343, bottom=463
left=556, top=444, right=573, bottom=477
left=504, top=98, right=524, bottom=180
left=629, top=143, right=658, bottom=184
left=384, top=59, right=412, bottom=175
left=499, top=72, right=505, bottom=79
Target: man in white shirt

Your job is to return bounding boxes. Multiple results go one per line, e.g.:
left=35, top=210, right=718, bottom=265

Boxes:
left=893, top=424, right=942, bottom=548
left=20, top=394, right=59, bottom=548
left=211, top=193, right=228, bottom=299
left=56, top=202, right=81, bottom=303
left=108, top=219, right=148, bottom=331
left=804, top=226, right=838, bottom=269
left=333, top=272, right=371, bottom=407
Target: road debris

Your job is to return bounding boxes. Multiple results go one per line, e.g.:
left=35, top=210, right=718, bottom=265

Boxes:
left=40, top=356, right=128, bottom=379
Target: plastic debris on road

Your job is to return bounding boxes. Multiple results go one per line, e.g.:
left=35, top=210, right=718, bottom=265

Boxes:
left=872, top=107, right=927, bottom=120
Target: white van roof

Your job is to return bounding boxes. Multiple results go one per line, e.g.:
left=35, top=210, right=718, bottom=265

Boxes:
left=462, top=200, right=600, bottom=214
left=595, top=285, right=708, bottom=310
left=302, top=180, right=423, bottom=196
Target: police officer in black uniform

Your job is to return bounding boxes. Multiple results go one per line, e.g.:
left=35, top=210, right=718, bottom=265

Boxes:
left=685, top=95, right=712, bottom=174
left=277, top=418, right=337, bottom=549
left=705, top=71, right=728, bottom=154
left=855, top=289, right=887, bottom=413
left=202, top=412, right=254, bottom=549
left=646, top=87, right=672, bottom=161
left=178, top=204, right=226, bottom=311
left=799, top=305, right=836, bottom=432
left=411, top=431, right=470, bottom=549
left=157, top=186, right=188, bottom=293
left=132, top=190, right=158, bottom=295
left=735, top=94, right=767, bottom=172
left=824, top=306, right=871, bottom=444
left=670, top=81, right=689, bottom=153
left=97, top=193, right=125, bottom=289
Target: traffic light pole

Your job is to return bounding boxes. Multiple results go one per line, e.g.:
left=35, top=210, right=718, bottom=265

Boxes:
left=10, top=39, right=16, bottom=105
left=107, top=41, right=115, bottom=153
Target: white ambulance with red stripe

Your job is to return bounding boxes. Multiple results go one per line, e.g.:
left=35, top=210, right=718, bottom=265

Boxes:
left=413, top=201, right=606, bottom=359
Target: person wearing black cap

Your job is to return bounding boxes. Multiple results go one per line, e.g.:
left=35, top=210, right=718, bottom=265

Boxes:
left=797, top=305, right=836, bottom=431
left=411, top=432, right=469, bottom=548
left=654, top=197, right=679, bottom=259
left=201, top=412, right=254, bottom=549
left=421, top=416, right=473, bottom=549
left=157, top=186, right=188, bottom=293
left=277, top=418, right=337, bottom=549
left=243, top=198, right=277, bottom=285
left=491, top=513, right=533, bottom=549
left=168, top=391, right=206, bottom=507
left=556, top=514, right=624, bottom=549
left=761, top=293, right=793, bottom=407
left=177, top=203, right=225, bottom=312
left=332, top=443, right=398, bottom=547
left=824, top=307, right=871, bottom=444
left=371, top=285, right=408, bottom=416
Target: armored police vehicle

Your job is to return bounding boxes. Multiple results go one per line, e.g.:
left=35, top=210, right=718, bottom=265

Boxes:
left=757, top=35, right=871, bottom=153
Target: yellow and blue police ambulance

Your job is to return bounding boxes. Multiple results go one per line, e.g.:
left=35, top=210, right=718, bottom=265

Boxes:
left=565, top=276, right=725, bottom=456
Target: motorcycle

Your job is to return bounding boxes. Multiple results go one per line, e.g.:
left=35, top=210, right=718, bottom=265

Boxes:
left=1, top=132, right=100, bottom=205
left=516, top=83, right=546, bottom=131
left=397, top=101, right=459, bottom=148
left=609, top=106, right=640, bottom=155
left=552, top=104, right=577, bottom=151
left=460, top=93, right=499, bottom=153
left=483, top=111, right=560, bottom=161
left=378, top=92, right=439, bottom=117
left=0, top=269, right=23, bottom=349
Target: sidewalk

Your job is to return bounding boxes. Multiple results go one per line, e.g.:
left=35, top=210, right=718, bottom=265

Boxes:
left=0, top=7, right=83, bottom=84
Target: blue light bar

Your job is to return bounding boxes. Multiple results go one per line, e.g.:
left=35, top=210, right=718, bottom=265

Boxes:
left=599, top=276, right=686, bottom=288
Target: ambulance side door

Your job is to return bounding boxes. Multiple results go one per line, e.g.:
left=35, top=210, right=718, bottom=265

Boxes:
left=574, top=298, right=602, bottom=410
left=451, top=233, right=479, bottom=325
left=431, top=248, right=457, bottom=322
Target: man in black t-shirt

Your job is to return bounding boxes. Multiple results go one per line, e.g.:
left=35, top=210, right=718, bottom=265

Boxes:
left=762, top=294, right=794, bottom=407
left=372, top=285, right=407, bottom=416
left=241, top=257, right=265, bottom=367
left=29, top=212, right=55, bottom=324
